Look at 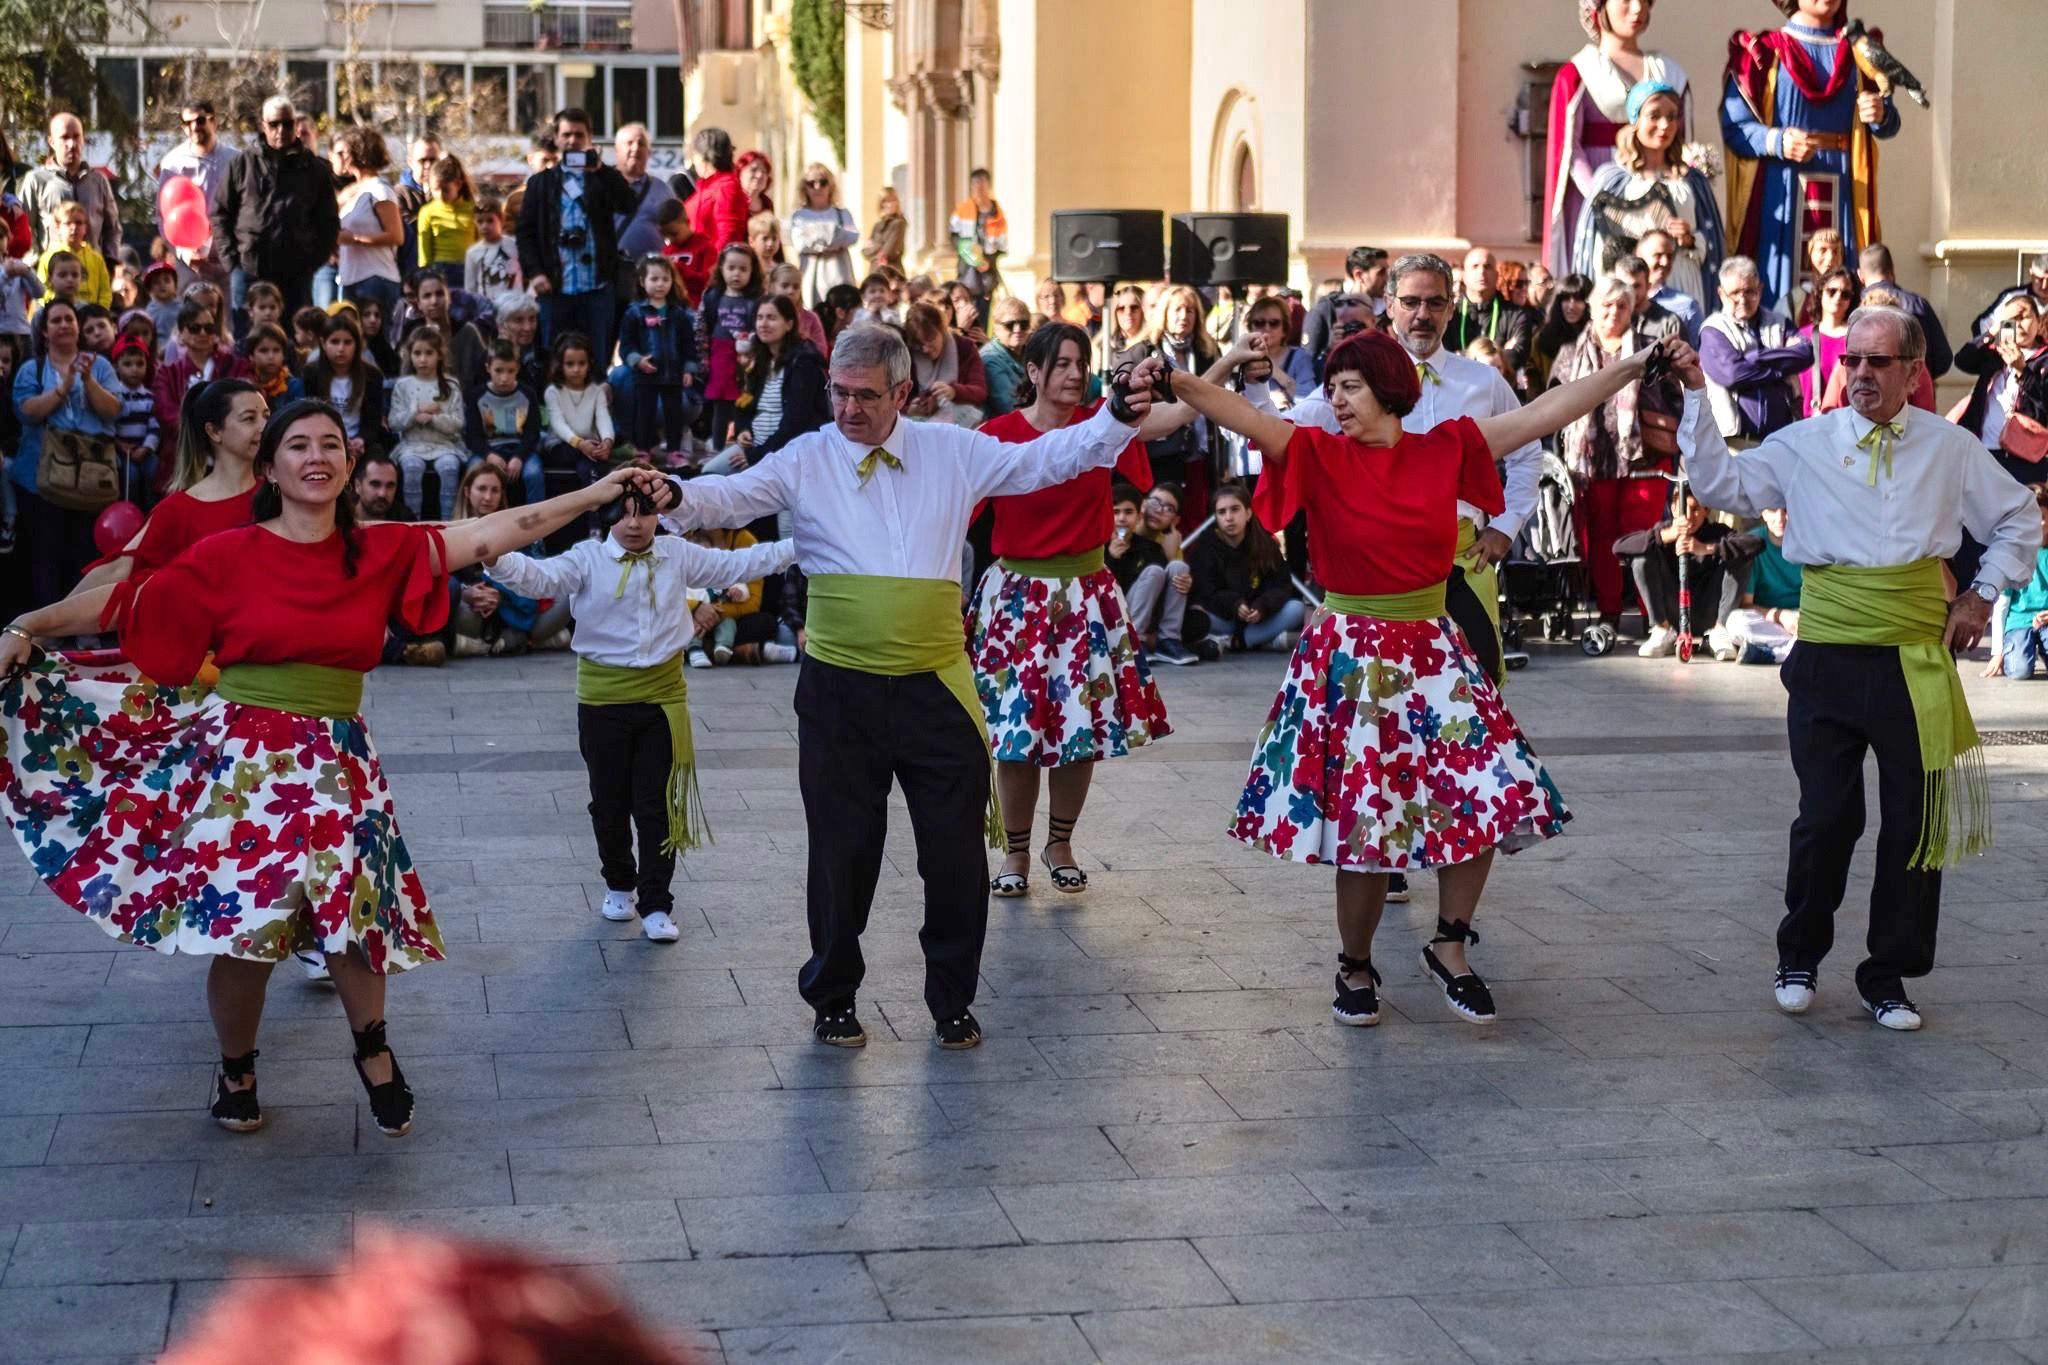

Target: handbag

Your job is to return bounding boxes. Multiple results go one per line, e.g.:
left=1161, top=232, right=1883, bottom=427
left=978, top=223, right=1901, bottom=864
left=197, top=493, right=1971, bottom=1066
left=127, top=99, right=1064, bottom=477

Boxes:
left=1633, top=376, right=1683, bottom=469
left=31, top=361, right=121, bottom=511
left=2002, top=412, right=2048, bottom=464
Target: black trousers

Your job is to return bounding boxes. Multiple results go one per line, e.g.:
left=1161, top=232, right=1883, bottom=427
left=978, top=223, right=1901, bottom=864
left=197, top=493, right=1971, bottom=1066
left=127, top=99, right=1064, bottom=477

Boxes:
left=578, top=701, right=676, bottom=915
left=1446, top=567, right=1502, bottom=681
left=1780, top=643, right=1941, bottom=1001
left=795, top=656, right=991, bottom=1021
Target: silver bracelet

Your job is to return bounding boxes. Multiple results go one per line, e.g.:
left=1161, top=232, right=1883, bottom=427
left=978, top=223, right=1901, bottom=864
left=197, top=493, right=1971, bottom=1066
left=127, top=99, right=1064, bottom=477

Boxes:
left=2, top=624, right=33, bottom=643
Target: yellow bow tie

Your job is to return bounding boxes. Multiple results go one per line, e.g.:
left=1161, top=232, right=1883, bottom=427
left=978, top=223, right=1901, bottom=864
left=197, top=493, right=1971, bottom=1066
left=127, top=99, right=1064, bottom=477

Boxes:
left=614, top=548, right=658, bottom=606
left=856, top=447, right=903, bottom=485
left=1416, top=361, right=1442, bottom=387
left=1858, top=419, right=1903, bottom=486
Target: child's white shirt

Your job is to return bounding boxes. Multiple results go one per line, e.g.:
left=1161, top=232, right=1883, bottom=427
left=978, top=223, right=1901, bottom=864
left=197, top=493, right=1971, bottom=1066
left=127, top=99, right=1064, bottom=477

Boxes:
left=489, top=532, right=795, bottom=667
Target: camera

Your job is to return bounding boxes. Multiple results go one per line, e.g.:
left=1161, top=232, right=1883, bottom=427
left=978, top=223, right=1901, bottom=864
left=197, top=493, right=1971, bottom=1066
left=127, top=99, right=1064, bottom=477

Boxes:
left=559, top=227, right=588, bottom=249
left=562, top=149, right=592, bottom=172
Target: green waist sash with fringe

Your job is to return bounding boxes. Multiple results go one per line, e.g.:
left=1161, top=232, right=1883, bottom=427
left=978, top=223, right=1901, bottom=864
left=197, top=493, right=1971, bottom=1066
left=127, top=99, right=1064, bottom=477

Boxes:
left=803, top=573, right=1003, bottom=848
left=215, top=663, right=364, bottom=719
left=999, top=548, right=1106, bottom=580
left=1324, top=582, right=1450, bottom=622
left=1799, top=558, right=1988, bottom=869
left=576, top=653, right=711, bottom=855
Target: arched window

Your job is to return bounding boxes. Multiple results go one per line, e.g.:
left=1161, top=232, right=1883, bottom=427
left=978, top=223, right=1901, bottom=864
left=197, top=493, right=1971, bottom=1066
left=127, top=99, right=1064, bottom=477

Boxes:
left=1233, top=143, right=1258, bottom=211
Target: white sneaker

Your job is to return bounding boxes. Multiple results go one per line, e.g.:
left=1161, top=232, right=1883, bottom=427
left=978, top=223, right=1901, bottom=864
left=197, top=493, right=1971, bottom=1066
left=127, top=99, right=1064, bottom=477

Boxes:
left=599, top=889, right=636, bottom=922
left=1863, top=995, right=1923, bottom=1031
left=641, top=910, right=681, bottom=943
left=1707, top=627, right=1738, bottom=662
left=1773, top=967, right=1815, bottom=1014
left=295, top=949, right=331, bottom=984
left=1265, top=630, right=1297, bottom=653
left=712, top=643, right=733, bottom=665
left=687, top=649, right=712, bottom=669
left=451, top=634, right=490, bottom=658
left=534, top=629, right=573, bottom=651
left=762, top=642, right=798, bottom=663
left=1637, top=626, right=1679, bottom=658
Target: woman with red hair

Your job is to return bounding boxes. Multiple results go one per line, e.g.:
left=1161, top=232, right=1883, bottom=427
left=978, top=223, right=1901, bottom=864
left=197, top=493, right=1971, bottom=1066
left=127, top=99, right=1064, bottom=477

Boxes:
left=1164, top=330, right=1667, bottom=1028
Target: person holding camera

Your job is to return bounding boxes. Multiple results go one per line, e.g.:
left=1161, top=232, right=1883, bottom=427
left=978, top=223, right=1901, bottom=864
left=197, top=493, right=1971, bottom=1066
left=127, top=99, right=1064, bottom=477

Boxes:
left=516, top=108, right=636, bottom=371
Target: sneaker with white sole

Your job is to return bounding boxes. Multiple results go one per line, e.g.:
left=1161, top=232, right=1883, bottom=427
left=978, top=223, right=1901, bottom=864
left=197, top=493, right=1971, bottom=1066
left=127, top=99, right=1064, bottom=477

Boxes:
left=1773, top=966, right=1816, bottom=1014
left=1637, top=625, right=1679, bottom=658
left=641, top=910, right=681, bottom=943
left=295, top=949, right=331, bottom=984
left=762, top=642, right=799, bottom=663
left=712, top=643, right=733, bottom=665
left=599, top=889, right=636, bottom=922
left=1863, top=995, right=1923, bottom=1031
left=687, top=648, right=712, bottom=669
left=1706, top=627, right=1739, bottom=662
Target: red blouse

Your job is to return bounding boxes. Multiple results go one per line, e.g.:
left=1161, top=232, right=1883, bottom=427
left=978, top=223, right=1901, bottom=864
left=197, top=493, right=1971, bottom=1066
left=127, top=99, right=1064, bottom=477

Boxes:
left=113, top=522, right=450, bottom=686
left=84, top=487, right=259, bottom=578
left=1255, top=417, right=1505, bottom=596
left=980, top=400, right=1152, bottom=559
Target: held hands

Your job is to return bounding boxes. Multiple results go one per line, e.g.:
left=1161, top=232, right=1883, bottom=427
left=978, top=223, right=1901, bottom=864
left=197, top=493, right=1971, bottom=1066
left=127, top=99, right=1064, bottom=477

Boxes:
left=1943, top=591, right=1994, bottom=653
left=1650, top=339, right=1707, bottom=391
left=1113, top=357, right=1167, bottom=423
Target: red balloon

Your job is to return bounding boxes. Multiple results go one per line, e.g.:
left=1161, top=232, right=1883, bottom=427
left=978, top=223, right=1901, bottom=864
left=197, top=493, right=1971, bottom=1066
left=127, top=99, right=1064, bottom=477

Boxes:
left=156, top=174, right=206, bottom=220
left=164, top=203, right=210, bottom=253
left=93, top=501, right=144, bottom=558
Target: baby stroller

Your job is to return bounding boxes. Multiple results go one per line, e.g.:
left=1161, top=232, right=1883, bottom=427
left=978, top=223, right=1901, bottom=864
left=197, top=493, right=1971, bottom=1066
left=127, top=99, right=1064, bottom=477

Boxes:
left=1501, top=452, right=1606, bottom=657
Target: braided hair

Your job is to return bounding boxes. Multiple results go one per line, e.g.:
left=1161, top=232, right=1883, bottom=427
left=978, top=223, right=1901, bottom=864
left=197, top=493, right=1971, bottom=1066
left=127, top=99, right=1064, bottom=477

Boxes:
left=250, top=398, right=363, bottom=578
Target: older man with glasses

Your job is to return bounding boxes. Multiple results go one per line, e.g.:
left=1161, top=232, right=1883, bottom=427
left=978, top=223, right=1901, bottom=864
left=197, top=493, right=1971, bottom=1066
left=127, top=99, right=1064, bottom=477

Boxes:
left=646, top=325, right=1165, bottom=1051
left=1674, top=312, right=2040, bottom=1032
left=210, top=96, right=340, bottom=320
left=1700, top=255, right=1812, bottom=448
left=155, top=100, right=239, bottom=291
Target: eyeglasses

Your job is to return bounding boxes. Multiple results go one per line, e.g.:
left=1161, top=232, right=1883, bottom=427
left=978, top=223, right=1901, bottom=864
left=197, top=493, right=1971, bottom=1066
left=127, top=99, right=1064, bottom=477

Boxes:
left=1840, top=353, right=1903, bottom=370
left=265, top=118, right=293, bottom=130
left=1395, top=295, right=1451, bottom=313
left=829, top=383, right=893, bottom=406
left=1142, top=496, right=1178, bottom=512
left=1247, top=317, right=1287, bottom=330
left=185, top=322, right=217, bottom=335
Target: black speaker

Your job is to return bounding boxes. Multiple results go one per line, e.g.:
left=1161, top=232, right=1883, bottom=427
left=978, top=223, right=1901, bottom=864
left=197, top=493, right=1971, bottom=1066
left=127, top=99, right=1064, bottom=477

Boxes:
left=1169, top=212, right=1290, bottom=286
left=1050, top=209, right=1164, bottom=283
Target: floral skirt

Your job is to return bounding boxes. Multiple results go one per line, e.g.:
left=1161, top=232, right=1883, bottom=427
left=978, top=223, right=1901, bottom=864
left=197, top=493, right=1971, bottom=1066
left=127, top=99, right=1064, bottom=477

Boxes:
left=967, top=564, right=1172, bottom=768
left=0, top=653, right=443, bottom=972
left=1230, top=610, right=1569, bottom=869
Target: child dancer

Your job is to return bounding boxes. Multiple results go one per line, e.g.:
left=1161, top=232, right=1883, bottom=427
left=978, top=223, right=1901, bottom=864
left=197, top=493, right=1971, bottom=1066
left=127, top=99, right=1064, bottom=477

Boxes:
left=485, top=491, right=796, bottom=941
left=619, top=255, right=700, bottom=468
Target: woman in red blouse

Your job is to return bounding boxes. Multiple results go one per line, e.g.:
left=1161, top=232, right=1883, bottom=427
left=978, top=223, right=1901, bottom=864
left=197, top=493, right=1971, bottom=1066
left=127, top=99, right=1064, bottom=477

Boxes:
left=0, top=399, right=661, bottom=1138
left=967, top=322, right=1191, bottom=896
left=1166, top=330, right=1660, bottom=1028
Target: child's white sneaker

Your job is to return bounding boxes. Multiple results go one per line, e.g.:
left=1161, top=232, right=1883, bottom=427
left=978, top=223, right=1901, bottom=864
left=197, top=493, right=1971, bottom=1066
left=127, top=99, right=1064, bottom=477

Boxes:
left=641, top=910, right=681, bottom=943
left=599, top=889, right=636, bottom=922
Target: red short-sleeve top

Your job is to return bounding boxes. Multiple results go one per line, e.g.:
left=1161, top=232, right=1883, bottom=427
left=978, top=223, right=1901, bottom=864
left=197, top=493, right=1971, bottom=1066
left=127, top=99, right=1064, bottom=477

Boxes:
left=112, top=522, right=451, bottom=687
left=979, top=400, right=1152, bottom=559
left=1254, top=417, right=1505, bottom=596
left=82, top=487, right=259, bottom=579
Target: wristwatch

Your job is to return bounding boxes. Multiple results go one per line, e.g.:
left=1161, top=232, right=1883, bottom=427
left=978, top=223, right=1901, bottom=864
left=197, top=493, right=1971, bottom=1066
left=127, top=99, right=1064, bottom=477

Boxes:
left=1970, top=581, right=2000, bottom=605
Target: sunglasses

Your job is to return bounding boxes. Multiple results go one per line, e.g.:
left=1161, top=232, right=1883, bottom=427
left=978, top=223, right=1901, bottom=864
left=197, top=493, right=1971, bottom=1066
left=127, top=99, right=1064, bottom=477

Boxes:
left=185, top=322, right=217, bottom=335
left=997, top=318, right=1030, bottom=332
left=181, top=114, right=212, bottom=127
left=803, top=177, right=829, bottom=188
left=1247, top=317, right=1287, bottom=329
left=265, top=118, right=293, bottom=130
left=1840, top=353, right=1902, bottom=370
left=1823, top=286, right=1852, bottom=296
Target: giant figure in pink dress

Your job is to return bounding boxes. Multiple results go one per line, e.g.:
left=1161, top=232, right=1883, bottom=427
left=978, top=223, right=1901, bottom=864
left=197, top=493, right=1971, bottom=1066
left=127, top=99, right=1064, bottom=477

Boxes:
left=1542, top=0, right=1691, bottom=278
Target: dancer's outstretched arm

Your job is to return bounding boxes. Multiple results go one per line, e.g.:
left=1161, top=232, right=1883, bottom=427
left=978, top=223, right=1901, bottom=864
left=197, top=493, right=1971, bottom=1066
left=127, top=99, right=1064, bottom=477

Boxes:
left=1472, top=344, right=1660, bottom=457
left=1164, top=370, right=1297, bottom=459
left=440, top=466, right=666, bottom=571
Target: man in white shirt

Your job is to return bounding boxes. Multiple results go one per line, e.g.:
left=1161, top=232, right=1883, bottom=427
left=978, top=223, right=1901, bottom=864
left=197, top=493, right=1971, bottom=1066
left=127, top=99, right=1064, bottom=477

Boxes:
left=1674, top=308, right=2041, bottom=1032
left=650, top=326, right=1163, bottom=1050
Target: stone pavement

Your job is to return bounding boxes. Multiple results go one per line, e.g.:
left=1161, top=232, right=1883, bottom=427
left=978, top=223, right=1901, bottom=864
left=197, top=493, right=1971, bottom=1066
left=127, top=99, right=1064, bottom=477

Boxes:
left=4, top=641, right=2048, bottom=1363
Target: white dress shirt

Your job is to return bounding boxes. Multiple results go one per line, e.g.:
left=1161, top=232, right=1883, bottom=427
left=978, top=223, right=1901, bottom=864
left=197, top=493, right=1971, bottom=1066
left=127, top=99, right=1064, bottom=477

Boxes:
left=666, top=405, right=1140, bottom=582
left=488, top=532, right=797, bottom=668
left=1265, top=345, right=1540, bottom=542
left=1675, top=389, right=2042, bottom=591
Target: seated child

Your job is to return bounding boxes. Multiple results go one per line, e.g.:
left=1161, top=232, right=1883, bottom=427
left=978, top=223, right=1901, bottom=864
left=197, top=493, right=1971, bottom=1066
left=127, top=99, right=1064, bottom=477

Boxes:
left=465, top=339, right=544, bottom=504
left=1726, top=507, right=1803, bottom=666
left=682, top=526, right=790, bottom=666
left=1993, top=484, right=2048, bottom=680
left=484, top=491, right=796, bottom=942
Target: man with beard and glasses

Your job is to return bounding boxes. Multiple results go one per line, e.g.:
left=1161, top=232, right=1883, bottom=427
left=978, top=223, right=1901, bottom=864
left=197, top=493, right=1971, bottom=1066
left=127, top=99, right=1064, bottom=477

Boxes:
left=1674, top=310, right=2039, bottom=1032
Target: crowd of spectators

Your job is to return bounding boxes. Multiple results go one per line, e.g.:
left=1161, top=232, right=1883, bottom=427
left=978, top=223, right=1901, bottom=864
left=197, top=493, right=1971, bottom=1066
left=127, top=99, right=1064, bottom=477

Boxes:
left=2, top=97, right=2045, bottom=681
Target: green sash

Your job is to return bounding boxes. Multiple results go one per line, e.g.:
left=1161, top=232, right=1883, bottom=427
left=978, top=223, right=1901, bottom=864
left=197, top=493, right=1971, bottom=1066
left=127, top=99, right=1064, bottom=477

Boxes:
left=1454, top=517, right=1505, bottom=684
left=1800, top=558, right=1988, bottom=869
left=215, top=663, right=364, bottom=719
left=999, top=549, right=1107, bottom=579
left=576, top=654, right=711, bottom=855
left=1325, top=583, right=1449, bottom=622
left=804, top=573, right=1003, bottom=847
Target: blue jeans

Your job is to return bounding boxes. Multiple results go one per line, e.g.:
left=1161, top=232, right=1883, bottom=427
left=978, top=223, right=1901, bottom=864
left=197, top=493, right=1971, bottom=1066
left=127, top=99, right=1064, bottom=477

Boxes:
left=1239, top=597, right=1307, bottom=651
left=2001, top=612, right=2048, bottom=678
left=313, top=263, right=339, bottom=309
left=342, top=274, right=401, bottom=330
left=543, top=286, right=617, bottom=371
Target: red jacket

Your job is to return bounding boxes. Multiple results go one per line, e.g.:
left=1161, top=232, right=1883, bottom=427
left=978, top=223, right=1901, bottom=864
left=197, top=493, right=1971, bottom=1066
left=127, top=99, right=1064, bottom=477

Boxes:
left=928, top=335, right=988, bottom=409
left=686, top=170, right=751, bottom=252
left=153, top=349, right=251, bottom=453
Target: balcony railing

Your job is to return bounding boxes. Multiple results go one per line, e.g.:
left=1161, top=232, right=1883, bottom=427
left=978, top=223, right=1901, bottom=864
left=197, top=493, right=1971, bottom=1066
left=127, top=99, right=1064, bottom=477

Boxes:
left=483, top=2, right=634, bottom=51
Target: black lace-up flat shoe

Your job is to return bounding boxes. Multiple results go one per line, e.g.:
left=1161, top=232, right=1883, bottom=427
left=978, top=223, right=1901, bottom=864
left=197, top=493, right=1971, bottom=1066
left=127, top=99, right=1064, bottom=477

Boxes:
left=1421, top=917, right=1496, bottom=1024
